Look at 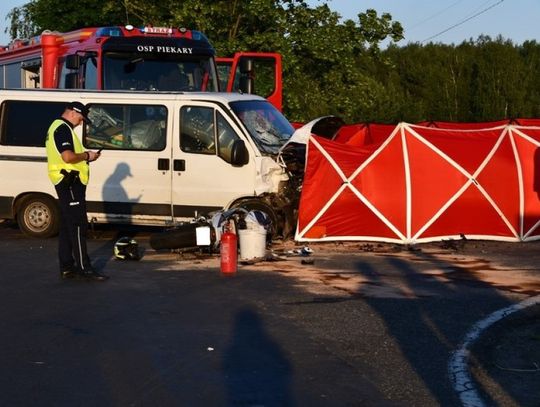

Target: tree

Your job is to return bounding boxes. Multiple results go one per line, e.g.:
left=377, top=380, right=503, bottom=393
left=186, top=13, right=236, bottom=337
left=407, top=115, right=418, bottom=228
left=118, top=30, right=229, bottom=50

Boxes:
left=520, top=40, right=540, bottom=117
left=6, top=0, right=130, bottom=38
left=278, top=5, right=403, bottom=121
left=376, top=36, right=540, bottom=123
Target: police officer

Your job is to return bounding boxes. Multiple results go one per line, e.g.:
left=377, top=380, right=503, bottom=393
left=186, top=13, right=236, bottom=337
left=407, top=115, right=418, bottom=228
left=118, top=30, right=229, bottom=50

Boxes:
left=45, top=102, right=108, bottom=281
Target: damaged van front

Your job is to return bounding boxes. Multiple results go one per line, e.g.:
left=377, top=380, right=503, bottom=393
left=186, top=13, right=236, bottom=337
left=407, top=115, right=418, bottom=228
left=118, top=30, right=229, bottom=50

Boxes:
left=227, top=98, right=299, bottom=237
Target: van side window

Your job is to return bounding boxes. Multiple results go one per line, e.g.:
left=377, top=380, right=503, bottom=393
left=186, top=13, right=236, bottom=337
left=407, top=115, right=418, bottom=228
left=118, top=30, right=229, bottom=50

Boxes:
left=84, top=104, right=167, bottom=151
left=0, top=100, right=65, bottom=146
left=217, top=112, right=240, bottom=162
left=180, top=106, right=216, bottom=154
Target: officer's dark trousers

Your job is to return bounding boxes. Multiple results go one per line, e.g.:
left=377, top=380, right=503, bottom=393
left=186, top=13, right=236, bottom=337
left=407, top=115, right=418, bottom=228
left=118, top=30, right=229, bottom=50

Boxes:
left=54, top=176, right=92, bottom=272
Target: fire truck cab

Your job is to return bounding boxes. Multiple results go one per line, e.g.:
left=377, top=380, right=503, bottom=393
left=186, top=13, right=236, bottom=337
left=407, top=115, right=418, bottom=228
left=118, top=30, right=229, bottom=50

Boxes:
left=0, top=25, right=282, bottom=110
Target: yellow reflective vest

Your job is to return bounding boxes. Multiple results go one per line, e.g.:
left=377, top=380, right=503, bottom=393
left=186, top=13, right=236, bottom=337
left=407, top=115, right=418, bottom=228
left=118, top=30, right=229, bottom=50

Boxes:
left=45, top=119, right=89, bottom=185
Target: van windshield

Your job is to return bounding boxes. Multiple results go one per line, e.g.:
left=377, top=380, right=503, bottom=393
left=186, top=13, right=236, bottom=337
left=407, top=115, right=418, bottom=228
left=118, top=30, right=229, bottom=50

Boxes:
left=231, top=100, right=294, bottom=155
left=103, top=52, right=218, bottom=92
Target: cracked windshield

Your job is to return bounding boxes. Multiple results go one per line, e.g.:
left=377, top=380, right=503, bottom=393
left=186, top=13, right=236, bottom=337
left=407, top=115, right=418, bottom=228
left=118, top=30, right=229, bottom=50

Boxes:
left=231, top=100, right=294, bottom=155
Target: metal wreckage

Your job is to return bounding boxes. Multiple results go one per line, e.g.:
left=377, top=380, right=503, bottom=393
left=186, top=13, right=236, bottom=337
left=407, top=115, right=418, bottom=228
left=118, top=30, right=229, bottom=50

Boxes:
left=149, top=116, right=345, bottom=252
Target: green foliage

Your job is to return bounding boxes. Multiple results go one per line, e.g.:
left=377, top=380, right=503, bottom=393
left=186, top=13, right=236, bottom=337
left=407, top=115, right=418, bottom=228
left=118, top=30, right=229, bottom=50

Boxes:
left=6, top=0, right=130, bottom=37
left=279, top=5, right=403, bottom=122
left=5, top=1, right=540, bottom=124
left=378, top=37, right=540, bottom=123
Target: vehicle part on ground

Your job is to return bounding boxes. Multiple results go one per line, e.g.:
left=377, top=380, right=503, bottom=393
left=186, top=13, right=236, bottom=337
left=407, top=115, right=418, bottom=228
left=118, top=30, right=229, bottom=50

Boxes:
left=150, top=222, right=215, bottom=251
left=230, top=198, right=280, bottom=239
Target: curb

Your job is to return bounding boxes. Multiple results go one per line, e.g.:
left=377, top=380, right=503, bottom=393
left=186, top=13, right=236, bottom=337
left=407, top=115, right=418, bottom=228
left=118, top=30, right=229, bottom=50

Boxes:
left=448, top=295, right=540, bottom=407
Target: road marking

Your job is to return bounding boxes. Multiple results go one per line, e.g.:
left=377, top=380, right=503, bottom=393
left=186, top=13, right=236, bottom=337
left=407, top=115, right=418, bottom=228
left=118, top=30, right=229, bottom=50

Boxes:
left=448, top=294, right=540, bottom=407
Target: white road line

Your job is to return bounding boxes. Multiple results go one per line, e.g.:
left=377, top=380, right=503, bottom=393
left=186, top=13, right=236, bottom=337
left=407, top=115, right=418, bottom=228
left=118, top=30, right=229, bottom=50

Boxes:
left=449, top=295, right=540, bottom=407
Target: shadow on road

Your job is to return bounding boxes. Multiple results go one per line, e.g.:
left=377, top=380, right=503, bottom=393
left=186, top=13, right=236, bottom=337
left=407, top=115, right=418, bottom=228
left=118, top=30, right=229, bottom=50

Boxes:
left=352, top=246, right=518, bottom=406
left=223, top=308, right=294, bottom=406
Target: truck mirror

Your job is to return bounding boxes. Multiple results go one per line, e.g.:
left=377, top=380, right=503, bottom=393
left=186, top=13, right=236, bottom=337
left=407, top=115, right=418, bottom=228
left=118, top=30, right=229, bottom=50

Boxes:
left=65, top=54, right=81, bottom=70
left=230, top=139, right=249, bottom=167
left=239, top=76, right=254, bottom=94
left=65, top=72, right=79, bottom=89
left=239, top=58, right=254, bottom=74
left=239, top=57, right=254, bottom=94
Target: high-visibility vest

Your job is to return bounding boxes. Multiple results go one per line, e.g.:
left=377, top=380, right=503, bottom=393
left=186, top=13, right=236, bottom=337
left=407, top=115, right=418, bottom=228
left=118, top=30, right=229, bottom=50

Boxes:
left=45, top=119, right=89, bottom=185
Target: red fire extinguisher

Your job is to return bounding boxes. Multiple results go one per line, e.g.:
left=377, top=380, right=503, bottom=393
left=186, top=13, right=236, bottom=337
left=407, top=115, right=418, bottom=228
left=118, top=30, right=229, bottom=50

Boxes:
left=220, top=221, right=237, bottom=275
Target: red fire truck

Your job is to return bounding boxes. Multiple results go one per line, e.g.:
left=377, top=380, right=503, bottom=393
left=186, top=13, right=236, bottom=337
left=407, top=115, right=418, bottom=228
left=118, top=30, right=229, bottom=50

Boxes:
left=0, top=25, right=282, bottom=110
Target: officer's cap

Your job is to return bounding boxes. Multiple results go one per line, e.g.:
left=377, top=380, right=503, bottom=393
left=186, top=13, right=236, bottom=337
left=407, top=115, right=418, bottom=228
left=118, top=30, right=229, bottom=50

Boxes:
left=66, top=101, right=90, bottom=122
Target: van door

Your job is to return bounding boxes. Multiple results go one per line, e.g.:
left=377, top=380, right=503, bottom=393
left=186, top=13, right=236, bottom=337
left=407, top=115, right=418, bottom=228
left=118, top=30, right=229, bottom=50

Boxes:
left=170, top=102, right=256, bottom=220
left=84, top=102, right=174, bottom=223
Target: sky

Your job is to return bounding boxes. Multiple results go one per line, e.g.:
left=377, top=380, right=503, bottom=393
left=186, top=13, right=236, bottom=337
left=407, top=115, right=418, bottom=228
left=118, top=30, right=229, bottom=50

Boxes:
left=307, top=0, right=540, bottom=45
left=0, top=0, right=538, bottom=46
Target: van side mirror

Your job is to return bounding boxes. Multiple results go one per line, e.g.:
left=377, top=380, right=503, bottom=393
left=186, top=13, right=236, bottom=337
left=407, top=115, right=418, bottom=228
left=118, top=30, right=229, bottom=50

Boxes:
left=239, top=58, right=254, bottom=94
left=65, top=73, right=79, bottom=89
left=65, top=54, right=81, bottom=70
left=230, top=139, right=249, bottom=167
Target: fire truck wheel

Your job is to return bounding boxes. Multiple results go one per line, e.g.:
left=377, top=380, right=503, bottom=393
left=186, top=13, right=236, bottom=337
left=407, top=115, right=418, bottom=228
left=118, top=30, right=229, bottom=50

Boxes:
left=16, top=194, right=60, bottom=238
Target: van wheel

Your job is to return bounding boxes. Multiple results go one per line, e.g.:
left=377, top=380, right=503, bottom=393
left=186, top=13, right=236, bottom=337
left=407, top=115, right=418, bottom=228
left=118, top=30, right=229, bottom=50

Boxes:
left=231, top=199, right=279, bottom=239
left=17, top=195, right=60, bottom=238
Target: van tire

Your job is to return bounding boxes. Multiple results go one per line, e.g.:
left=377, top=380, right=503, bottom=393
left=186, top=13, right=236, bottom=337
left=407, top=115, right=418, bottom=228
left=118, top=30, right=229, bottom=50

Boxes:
left=231, top=199, right=278, bottom=239
left=17, top=194, right=60, bottom=238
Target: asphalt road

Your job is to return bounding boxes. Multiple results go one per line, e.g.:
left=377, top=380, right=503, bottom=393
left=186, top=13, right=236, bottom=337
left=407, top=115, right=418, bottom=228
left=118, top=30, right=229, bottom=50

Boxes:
left=0, top=221, right=538, bottom=406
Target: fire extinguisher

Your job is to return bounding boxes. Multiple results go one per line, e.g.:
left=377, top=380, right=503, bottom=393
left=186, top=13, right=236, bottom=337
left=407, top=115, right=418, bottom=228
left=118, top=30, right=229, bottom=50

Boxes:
left=220, top=220, right=237, bottom=275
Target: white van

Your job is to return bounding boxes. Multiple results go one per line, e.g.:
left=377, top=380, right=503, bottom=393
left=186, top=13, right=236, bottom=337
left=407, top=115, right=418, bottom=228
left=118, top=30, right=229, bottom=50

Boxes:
left=0, top=89, right=297, bottom=238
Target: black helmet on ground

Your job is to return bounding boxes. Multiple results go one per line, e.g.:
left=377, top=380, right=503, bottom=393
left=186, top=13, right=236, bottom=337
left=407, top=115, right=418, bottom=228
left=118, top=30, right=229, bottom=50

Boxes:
left=114, top=237, right=140, bottom=260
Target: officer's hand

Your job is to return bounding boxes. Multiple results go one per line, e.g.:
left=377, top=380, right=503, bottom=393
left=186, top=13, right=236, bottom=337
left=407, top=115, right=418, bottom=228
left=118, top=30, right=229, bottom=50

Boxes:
left=87, top=150, right=101, bottom=162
